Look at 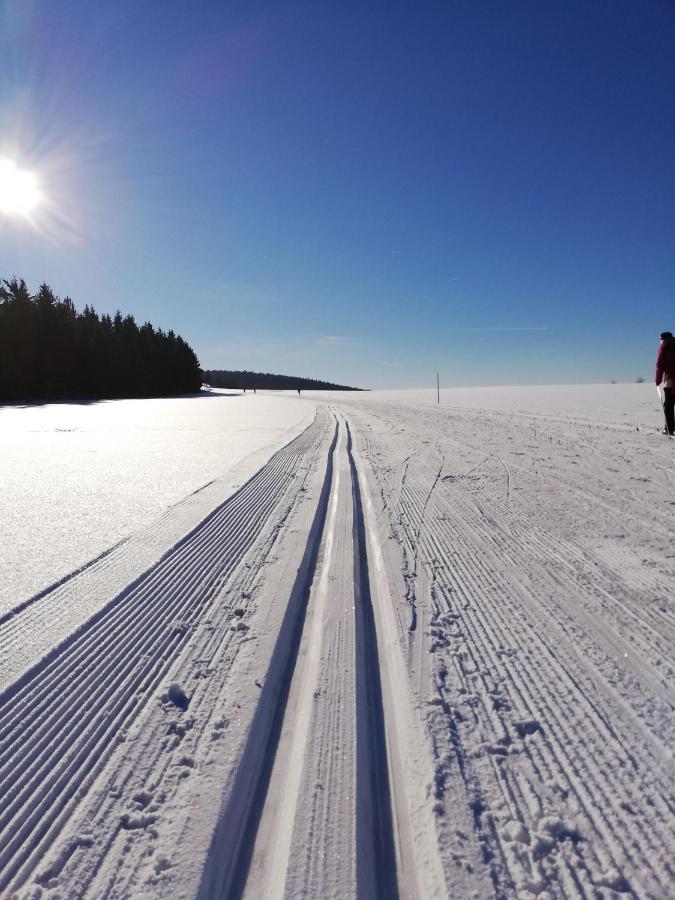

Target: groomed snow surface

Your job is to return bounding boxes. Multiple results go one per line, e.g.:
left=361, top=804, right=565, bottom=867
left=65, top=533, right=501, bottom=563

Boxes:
left=1, top=385, right=673, bottom=899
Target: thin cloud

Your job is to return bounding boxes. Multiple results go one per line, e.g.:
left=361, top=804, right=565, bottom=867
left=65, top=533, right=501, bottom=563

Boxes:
left=451, top=325, right=548, bottom=332
left=315, top=334, right=363, bottom=347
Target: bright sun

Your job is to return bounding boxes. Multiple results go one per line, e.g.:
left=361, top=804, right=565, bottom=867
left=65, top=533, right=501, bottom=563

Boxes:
left=0, top=158, right=41, bottom=216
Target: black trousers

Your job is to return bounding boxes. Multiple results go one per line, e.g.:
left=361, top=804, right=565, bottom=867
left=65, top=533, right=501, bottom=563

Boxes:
left=664, top=386, right=674, bottom=435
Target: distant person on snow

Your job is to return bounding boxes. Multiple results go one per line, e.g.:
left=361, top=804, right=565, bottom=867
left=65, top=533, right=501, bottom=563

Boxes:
left=655, top=331, right=675, bottom=436
left=297, top=388, right=301, bottom=396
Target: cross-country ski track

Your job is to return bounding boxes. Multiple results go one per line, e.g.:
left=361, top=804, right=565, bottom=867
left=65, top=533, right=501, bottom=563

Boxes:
left=1, top=389, right=673, bottom=899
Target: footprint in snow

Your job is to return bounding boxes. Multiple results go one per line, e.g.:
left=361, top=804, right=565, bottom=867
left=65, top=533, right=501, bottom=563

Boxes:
left=167, top=719, right=192, bottom=738
left=120, top=812, right=157, bottom=831
left=211, top=716, right=229, bottom=740
left=154, top=856, right=172, bottom=876
left=133, top=791, right=153, bottom=809
left=164, top=682, right=190, bottom=711
left=514, top=719, right=541, bottom=738
left=501, top=819, right=530, bottom=844
left=594, top=868, right=631, bottom=893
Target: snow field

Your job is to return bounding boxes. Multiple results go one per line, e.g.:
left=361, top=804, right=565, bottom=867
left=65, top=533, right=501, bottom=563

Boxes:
left=0, top=413, right=325, bottom=893
left=0, top=384, right=673, bottom=898
left=337, top=390, right=673, bottom=897
left=0, top=391, right=315, bottom=614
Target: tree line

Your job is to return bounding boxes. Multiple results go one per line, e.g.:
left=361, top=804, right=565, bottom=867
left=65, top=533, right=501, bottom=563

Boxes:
left=204, top=369, right=364, bottom=391
left=0, top=277, right=202, bottom=403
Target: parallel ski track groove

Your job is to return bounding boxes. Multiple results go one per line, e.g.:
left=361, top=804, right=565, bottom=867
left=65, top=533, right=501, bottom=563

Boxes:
left=196, top=418, right=339, bottom=899
left=440, top=488, right=672, bottom=716
left=446, top=471, right=674, bottom=661
left=0, top=540, right=128, bottom=630
left=441, top=477, right=674, bottom=728
left=439, top=421, right=674, bottom=620
left=426, top=486, right=666, bottom=872
left=394, top=488, right=596, bottom=895
left=347, top=420, right=399, bottom=900
left=0, top=431, right=310, bottom=731
left=0, top=417, right=324, bottom=893
left=1, top=457, right=286, bottom=654
left=199, top=416, right=403, bottom=899
left=364, top=425, right=672, bottom=718
left=433, top=503, right=669, bottom=892
left=58, top=527, right=290, bottom=897
left=357, top=423, right=672, bottom=898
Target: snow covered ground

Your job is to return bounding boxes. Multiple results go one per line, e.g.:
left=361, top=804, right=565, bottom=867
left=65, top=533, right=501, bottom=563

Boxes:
left=0, top=391, right=314, bottom=614
left=346, top=382, right=661, bottom=427
left=0, top=384, right=673, bottom=898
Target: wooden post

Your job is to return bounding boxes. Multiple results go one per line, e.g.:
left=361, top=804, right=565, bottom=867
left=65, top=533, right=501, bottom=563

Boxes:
left=436, top=371, right=440, bottom=404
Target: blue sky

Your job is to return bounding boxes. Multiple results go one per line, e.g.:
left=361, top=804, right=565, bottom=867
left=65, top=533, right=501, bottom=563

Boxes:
left=1, top=0, right=674, bottom=388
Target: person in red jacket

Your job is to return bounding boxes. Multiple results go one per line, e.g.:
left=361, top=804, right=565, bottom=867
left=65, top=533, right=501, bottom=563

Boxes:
left=655, top=330, right=675, bottom=436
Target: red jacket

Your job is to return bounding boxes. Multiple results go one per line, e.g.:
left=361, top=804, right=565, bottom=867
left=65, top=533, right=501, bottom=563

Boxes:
left=655, top=340, right=675, bottom=386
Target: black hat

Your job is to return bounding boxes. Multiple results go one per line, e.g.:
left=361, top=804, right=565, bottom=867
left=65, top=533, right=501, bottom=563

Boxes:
left=660, top=331, right=673, bottom=340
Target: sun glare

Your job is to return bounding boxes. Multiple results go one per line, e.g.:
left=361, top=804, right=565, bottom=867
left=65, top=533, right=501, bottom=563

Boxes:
left=0, top=159, right=41, bottom=216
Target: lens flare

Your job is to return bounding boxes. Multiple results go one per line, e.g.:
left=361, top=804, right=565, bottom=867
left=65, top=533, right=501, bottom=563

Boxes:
left=0, top=159, right=41, bottom=216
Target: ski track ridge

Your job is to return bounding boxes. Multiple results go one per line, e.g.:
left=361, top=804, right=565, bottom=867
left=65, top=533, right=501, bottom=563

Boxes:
left=199, top=414, right=440, bottom=899
left=0, top=539, right=129, bottom=629
left=347, top=420, right=399, bottom=899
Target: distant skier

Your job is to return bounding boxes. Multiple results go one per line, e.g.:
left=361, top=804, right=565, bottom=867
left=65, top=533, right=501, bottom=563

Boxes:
left=297, top=388, right=301, bottom=397
left=655, top=331, right=675, bottom=436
